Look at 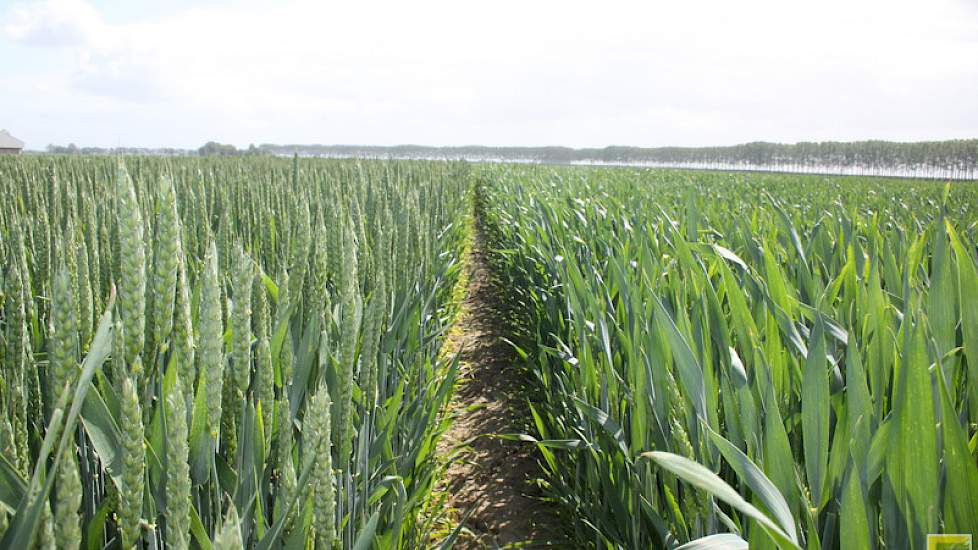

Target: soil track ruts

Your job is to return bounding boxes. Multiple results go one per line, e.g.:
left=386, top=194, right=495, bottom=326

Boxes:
left=435, top=213, right=560, bottom=549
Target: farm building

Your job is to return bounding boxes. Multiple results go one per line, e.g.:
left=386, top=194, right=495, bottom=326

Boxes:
left=0, top=130, right=25, bottom=154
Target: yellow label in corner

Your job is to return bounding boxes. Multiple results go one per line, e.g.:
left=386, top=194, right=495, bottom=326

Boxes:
left=928, top=534, right=973, bottom=550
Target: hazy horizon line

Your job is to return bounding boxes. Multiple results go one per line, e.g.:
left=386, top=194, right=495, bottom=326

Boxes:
left=28, top=136, right=978, bottom=152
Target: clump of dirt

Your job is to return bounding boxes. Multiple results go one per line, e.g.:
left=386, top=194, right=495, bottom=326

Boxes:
left=434, top=223, right=560, bottom=549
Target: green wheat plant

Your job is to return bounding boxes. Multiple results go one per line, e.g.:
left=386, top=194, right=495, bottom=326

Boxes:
left=0, top=155, right=471, bottom=549
left=482, top=165, right=978, bottom=549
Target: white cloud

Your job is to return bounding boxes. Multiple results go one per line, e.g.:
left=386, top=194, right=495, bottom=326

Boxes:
left=4, top=0, right=109, bottom=48
left=2, top=0, right=977, bottom=149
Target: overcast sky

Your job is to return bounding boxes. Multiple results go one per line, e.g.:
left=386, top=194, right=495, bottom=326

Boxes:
left=2, top=0, right=977, bottom=150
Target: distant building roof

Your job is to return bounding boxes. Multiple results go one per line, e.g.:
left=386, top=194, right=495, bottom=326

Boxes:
left=0, top=130, right=25, bottom=149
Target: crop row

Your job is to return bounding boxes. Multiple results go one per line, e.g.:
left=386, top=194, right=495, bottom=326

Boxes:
left=483, top=167, right=978, bottom=549
left=0, top=156, right=471, bottom=549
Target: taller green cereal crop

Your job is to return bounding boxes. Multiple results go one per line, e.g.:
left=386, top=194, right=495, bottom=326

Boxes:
left=0, top=155, right=471, bottom=549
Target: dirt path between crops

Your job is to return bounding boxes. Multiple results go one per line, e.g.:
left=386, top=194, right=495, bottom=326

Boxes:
left=435, top=216, right=560, bottom=549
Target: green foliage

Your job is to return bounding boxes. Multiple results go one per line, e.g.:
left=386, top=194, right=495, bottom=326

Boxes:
left=482, top=166, right=978, bottom=548
left=0, top=155, right=471, bottom=548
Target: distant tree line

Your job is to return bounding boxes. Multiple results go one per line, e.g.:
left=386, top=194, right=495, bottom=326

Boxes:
left=45, top=142, right=264, bottom=157
left=46, top=143, right=191, bottom=156
left=196, top=142, right=263, bottom=156
left=261, top=139, right=978, bottom=179
left=40, top=139, right=978, bottom=178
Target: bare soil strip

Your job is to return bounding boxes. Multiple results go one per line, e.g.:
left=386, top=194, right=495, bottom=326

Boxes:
left=435, top=218, right=559, bottom=549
